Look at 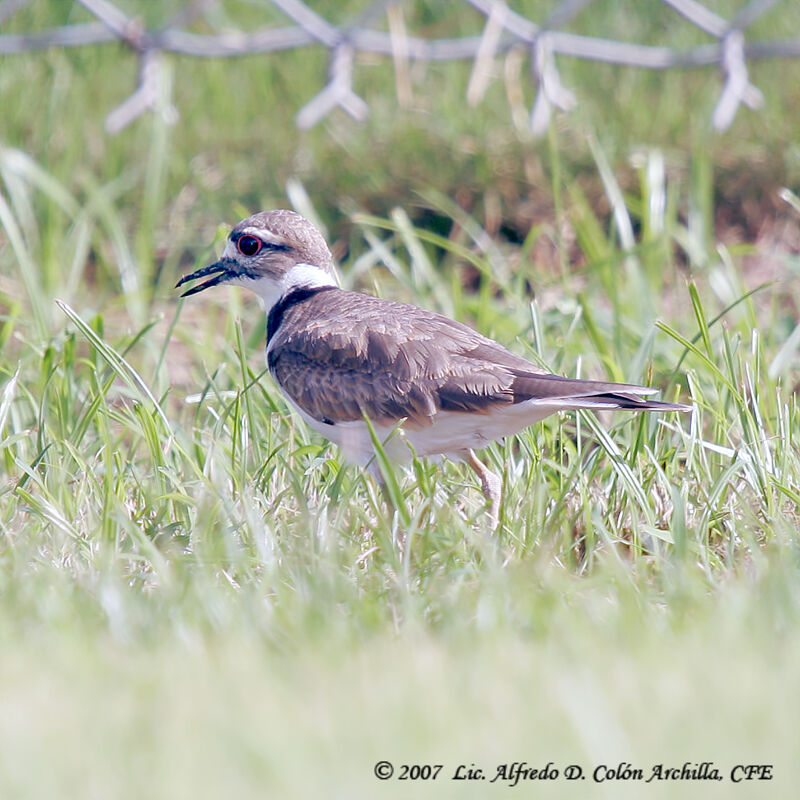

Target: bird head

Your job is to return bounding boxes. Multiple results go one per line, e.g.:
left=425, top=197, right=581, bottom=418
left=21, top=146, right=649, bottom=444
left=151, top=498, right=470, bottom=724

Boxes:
left=176, top=210, right=338, bottom=306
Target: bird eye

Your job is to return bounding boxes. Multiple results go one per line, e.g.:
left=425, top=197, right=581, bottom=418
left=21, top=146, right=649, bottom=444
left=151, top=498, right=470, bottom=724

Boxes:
left=237, top=235, right=263, bottom=257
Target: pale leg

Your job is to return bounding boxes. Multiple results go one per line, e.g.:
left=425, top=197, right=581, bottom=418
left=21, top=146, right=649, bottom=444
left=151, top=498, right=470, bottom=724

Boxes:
left=465, top=449, right=502, bottom=528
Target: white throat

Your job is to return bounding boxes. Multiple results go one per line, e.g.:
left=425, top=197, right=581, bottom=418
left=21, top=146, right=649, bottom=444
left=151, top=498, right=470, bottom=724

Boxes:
left=232, top=262, right=338, bottom=316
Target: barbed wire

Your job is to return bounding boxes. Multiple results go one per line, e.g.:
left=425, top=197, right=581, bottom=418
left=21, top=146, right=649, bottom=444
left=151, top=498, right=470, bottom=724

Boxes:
left=1, top=0, right=797, bottom=134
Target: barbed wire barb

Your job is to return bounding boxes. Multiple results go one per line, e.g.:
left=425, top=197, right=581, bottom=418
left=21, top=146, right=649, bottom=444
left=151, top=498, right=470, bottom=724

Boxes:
left=467, top=0, right=506, bottom=107
left=712, top=30, right=763, bottom=132
left=530, top=32, right=576, bottom=137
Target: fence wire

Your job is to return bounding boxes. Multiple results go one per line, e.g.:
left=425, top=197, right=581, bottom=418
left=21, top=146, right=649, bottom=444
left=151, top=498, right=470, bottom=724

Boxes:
left=1, top=0, right=798, bottom=134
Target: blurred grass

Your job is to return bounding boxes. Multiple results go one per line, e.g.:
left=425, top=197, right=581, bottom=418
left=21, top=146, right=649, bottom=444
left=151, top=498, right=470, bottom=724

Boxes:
left=1, top=602, right=798, bottom=799
left=1, top=1, right=800, bottom=797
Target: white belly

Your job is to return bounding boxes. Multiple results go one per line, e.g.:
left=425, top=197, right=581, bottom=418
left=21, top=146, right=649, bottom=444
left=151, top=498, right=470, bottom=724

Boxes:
left=283, top=394, right=568, bottom=467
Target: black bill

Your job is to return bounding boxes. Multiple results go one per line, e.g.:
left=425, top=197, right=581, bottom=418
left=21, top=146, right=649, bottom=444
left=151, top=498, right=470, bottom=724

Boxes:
left=175, top=258, right=235, bottom=298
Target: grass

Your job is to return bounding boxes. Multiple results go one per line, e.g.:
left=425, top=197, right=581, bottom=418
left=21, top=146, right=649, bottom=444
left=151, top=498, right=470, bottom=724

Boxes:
left=2, top=182, right=799, bottom=796
left=2, top=2, right=800, bottom=797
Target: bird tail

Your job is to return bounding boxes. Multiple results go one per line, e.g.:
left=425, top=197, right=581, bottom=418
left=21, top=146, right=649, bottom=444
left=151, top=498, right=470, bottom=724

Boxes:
left=546, top=392, right=691, bottom=413
left=510, top=370, right=691, bottom=413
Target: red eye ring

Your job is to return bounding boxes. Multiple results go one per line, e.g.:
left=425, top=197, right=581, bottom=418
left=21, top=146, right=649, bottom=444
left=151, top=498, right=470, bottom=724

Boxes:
left=237, top=235, right=263, bottom=257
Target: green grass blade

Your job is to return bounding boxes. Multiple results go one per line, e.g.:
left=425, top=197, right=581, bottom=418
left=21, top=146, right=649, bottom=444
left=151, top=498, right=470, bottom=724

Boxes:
left=55, top=301, right=172, bottom=437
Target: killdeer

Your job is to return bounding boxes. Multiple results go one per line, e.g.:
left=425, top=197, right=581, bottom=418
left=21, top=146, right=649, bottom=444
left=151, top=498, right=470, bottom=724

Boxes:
left=177, top=210, right=690, bottom=523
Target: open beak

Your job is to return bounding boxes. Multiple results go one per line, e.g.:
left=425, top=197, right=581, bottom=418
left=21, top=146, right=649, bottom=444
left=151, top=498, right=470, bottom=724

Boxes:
left=175, top=258, right=237, bottom=297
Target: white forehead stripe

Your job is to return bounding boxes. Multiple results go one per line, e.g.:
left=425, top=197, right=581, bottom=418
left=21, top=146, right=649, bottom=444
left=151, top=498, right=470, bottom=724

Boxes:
left=240, top=227, right=288, bottom=246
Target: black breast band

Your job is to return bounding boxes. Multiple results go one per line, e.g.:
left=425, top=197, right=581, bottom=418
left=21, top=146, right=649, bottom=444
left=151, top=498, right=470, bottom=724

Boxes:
left=266, top=285, right=338, bottom=345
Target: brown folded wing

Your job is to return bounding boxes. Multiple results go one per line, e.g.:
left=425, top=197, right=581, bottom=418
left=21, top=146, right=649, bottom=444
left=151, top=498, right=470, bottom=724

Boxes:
left=267, top=290, right=678, bottom=427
